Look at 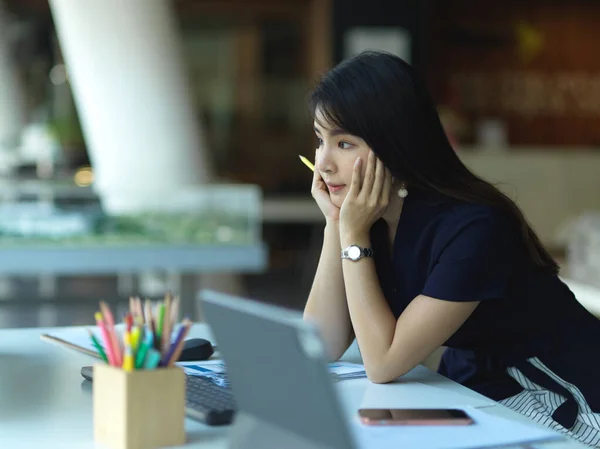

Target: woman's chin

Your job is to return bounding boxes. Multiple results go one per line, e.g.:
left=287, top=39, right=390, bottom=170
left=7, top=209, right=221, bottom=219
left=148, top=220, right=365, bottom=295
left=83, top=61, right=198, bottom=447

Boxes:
left=330, top=196, right=345, bottom=209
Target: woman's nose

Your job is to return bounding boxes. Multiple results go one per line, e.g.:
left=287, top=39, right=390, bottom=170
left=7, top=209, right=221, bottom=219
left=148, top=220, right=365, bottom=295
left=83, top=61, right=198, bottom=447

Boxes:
left=316, top=146, right=335, bottom=173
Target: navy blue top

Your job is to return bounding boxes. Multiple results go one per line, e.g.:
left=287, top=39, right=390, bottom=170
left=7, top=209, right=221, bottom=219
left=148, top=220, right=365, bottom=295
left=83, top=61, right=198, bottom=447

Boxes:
left=370, top=189, right=600, bottom=418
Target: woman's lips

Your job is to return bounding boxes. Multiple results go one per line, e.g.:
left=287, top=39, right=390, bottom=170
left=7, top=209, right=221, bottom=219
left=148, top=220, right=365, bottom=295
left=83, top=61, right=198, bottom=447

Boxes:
left=327, top=184, right=346, bottom=193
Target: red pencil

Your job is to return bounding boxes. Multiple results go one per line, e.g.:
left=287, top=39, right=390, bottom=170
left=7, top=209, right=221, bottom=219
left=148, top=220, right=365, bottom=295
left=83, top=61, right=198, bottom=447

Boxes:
left=125, top=313, right=133, bottom=334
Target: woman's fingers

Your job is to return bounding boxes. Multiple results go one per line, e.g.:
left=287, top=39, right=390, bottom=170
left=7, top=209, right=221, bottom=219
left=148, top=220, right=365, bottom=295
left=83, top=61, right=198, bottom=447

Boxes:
left=311, top=148, right=323, bottom=187
left=371, top=156, right=385, bottom=202
left=359, top=150, right=376, bottom=199
left=347, top=157, right=362, bottom=198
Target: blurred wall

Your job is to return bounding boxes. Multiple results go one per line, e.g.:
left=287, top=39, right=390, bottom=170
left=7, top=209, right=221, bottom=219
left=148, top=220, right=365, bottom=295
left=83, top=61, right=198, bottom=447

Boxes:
left=332, top=0, right=430, bottom=71
left=429, top=0, right=600, bottom=146
left=0, top=3, right=25, bottom=152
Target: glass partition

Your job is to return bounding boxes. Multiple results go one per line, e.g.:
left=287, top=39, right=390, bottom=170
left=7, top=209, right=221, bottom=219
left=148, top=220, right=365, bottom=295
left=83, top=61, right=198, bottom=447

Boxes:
left=0, top=184, right=262, bottom=246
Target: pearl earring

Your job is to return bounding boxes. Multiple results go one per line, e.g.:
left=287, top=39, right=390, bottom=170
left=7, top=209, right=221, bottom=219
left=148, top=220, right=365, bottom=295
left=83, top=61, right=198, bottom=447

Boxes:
left=397, top=185, right=408, bottom=198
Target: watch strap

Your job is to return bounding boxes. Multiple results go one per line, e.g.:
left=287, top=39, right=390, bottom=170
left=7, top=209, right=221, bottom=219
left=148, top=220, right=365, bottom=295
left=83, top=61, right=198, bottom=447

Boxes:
left=341, top=245, right=373, bottom=260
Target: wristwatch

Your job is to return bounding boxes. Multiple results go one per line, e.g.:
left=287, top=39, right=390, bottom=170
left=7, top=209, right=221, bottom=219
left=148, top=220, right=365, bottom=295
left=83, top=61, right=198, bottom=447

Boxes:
left=341, top=245, right=373, bottom=261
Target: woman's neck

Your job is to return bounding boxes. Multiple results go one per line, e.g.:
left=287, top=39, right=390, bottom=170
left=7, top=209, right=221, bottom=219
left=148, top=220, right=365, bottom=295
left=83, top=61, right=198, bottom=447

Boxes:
left=382, top=193, right=404, bottom=247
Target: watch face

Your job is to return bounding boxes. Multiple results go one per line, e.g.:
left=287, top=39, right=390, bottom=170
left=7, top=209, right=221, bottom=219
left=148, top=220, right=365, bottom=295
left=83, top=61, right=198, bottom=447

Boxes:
left=348, top=246, right=361, bottom=260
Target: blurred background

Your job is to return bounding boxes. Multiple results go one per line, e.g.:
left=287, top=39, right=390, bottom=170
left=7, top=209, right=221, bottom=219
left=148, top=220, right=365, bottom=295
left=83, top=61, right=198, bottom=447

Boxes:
left=0, top=0, right=600, bottom=329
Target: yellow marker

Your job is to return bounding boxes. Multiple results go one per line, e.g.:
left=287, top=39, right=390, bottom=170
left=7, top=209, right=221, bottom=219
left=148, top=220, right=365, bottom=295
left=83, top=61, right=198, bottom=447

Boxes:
left=121, top=331, right=135, bottom=371
left=298, top=155, right=315, bottom=172
left=131, top=326, right=141, bottom=352
left=122, top=332, right=134, bottom=371
left=122, top=345, right=134, bottom=372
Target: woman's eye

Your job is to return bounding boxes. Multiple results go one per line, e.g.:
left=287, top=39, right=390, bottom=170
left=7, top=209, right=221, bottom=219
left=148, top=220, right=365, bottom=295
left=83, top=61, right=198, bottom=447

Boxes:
left=339, top=141, right=353, bottom=149
left=316, top=137, right=324, bottom=147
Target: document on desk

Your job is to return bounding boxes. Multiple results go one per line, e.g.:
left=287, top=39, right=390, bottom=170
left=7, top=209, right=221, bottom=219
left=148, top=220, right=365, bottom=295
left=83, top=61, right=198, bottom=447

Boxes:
left=351, top=406, right=561, bottom=449
left=328, top=362, right=367, bottom=381
left=178, top=361, right=229, bottom=387
left=177, top=360, right=367, bottom=388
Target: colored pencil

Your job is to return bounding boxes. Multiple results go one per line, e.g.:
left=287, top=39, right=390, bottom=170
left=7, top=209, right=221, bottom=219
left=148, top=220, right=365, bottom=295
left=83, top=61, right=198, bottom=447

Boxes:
left=156, top=303, right=165, bottom=343
left=170, top=295, right=180, bottom=326
left=135, top=332, right=153, bottom=369
left=100, top=301, right=122, bottom=366
left=143, top=349, right=161, bottom=369
left=162, top=293, right=172, bottom=353
left=166, top=319, right=192, bottom=367
left=87, top=328, right=109, bottom=363
left=95, top=312, right=116, bottom=366
left=299, top=154, right=315, bottom=171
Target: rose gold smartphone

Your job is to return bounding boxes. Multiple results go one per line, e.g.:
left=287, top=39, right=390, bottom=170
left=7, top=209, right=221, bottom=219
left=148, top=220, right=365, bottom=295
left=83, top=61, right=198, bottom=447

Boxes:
left=358, top=408, right=474, bottom=426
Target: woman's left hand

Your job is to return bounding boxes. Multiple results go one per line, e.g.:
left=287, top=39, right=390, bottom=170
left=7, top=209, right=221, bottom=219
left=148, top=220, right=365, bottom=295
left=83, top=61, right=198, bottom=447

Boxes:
left=339, top=150, right=393, bottom=240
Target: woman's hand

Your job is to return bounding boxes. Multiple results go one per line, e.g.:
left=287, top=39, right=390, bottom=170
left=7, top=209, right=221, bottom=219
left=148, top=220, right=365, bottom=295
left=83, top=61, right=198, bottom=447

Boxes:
left=310, top=148, right=340, bottom=222
left=340, top=150, right=392, bottom=239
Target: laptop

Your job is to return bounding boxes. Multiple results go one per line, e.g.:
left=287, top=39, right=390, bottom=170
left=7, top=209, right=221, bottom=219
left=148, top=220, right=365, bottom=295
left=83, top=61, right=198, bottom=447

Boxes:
left=199, top=289, right=358, bottom=449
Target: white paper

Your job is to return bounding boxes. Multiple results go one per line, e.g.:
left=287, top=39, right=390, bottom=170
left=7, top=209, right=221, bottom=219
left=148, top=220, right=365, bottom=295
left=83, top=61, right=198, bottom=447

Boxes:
left=356, top=381, right=495, bottom=410
left=352, top=407, right=561, bottom=449
left=329, top=362, right=367, bottom=377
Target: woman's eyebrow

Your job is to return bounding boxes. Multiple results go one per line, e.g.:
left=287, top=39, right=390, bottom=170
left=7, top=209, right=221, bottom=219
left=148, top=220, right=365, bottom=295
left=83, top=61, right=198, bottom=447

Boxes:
left=313, top=126, right=348, bottom=137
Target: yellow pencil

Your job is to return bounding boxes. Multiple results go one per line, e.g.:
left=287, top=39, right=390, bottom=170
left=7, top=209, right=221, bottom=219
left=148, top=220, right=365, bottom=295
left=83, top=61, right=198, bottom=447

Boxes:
left=298, top=155, right=315, bottom=172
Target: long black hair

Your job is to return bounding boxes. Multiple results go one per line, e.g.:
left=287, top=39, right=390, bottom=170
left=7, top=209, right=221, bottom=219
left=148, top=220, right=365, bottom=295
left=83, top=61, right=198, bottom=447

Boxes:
left=309, top=51, right=558, bottom=274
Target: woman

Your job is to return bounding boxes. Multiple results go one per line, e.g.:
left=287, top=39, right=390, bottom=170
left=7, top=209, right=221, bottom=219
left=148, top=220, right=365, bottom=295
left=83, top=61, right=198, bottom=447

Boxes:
left=303, top=50, right=600, bottom=447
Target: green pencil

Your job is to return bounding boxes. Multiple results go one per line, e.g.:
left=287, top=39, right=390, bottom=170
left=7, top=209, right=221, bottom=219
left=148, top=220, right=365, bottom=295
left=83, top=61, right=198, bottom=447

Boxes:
left=156, top=303, right=165, bottom=344
left=87, top=329, right=109, bottom=363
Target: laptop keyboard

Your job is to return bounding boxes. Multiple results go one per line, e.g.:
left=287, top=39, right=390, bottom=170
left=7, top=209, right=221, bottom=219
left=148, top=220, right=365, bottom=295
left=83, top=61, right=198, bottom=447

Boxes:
left=185, top=375, right=237, bottom=426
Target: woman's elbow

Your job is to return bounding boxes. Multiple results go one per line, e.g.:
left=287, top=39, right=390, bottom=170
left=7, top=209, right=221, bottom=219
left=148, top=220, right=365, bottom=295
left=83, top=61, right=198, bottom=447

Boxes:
left=367, top=373, right=393, bottom=384
left=365, top=363, right=410, bottom=384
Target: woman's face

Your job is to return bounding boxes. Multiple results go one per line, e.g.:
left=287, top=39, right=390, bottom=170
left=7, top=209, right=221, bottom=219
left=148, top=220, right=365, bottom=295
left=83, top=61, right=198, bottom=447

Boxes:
left=313, top=110, right=371, bottom=208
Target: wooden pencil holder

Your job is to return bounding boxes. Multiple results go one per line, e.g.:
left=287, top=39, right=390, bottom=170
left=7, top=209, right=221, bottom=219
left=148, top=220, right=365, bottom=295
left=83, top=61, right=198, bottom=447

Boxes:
left=93, top=364, right=186, bottom=449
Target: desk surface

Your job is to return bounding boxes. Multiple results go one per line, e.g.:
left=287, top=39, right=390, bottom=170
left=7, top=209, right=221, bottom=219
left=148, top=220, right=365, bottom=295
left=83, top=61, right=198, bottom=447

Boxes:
left=0, top=324, right=584, bottom=449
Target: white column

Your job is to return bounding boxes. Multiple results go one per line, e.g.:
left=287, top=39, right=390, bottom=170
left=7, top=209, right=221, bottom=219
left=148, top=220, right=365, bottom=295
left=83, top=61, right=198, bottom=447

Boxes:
left=48, top=0, right=212, bottom=213
left=0, top=3, right=25, bottom=154
left=0, top=4, right=23, bottom=297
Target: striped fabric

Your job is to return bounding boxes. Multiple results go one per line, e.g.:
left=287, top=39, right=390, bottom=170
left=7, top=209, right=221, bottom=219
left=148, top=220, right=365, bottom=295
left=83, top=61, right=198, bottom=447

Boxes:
left=499, top=357, right=600, bottom=448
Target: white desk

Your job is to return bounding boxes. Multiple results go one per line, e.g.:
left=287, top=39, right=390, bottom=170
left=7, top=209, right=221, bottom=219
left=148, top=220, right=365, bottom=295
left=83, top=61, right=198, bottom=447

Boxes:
left=0, top=324, right=584, bottom=449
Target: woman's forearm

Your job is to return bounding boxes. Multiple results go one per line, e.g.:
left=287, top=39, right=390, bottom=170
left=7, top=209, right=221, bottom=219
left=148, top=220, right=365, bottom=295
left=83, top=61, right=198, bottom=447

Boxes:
left=303, top=222, right=354, bottom=360
left=340, top=231, right=398, bottom=381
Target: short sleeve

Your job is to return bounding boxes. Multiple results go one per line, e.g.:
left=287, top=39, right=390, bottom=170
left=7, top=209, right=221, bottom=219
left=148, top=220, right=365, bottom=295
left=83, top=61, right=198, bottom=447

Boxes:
left=421, top=211, right=515, bottom=302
